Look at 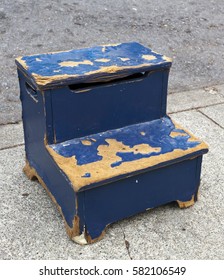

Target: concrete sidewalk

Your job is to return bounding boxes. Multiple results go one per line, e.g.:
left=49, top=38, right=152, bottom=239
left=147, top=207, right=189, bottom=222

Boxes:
left=0, top=85, right=224, bottom=259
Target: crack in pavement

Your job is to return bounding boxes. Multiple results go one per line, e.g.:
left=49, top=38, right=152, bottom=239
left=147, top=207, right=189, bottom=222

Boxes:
left=119, top=224, right=133, bottom=260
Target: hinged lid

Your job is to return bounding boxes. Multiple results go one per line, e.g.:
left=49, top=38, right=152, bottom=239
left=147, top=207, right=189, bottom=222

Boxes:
left=15, top=42, right=172, bottom=90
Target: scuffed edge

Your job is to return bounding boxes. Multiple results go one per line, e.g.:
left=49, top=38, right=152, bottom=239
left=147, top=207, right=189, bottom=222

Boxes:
left=177, top=194, right=196, bottom=208
left=31, top=63, right=158, bottom=87
left=16, top=56, right=29, bottom=70
left=72, top=231, right=88, bottom=245
left=23, top=160, right=80, bottom=241
left=15, top=41, right=172, bottom=89
left=46, top=135, right=208, bottom=192
left=171, top=117, right=209, bottom=148
left=23, top=159, right=107, bottom=244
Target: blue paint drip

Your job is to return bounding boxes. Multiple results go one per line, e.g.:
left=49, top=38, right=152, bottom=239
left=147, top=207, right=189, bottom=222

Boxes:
left=19, top=42, right=171, bottom=78
left=49, top=116, right=201, bottom=167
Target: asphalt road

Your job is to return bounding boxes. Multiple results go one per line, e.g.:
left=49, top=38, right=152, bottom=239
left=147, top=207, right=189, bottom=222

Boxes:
left=0, top=0, right=224, bottom=124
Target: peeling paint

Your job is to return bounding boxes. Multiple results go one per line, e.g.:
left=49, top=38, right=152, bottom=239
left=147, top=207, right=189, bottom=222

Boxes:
left=95, top=58, right=111, bottom=63
left=177, top=195, right=195, bottom=208
left=46, top=117, right=208, bottom=191
left=62, top=143, right=70, bottom=147
left=102, top=43, right=121, bottom=52
left=26, top=90, right=38, bottom=103
left=30, top=64, right=154, bottom=87
left=59, top=60, right=93, bottom=67
left=170, top=131, right=187, bottom=138
left=142, top=55, right=156, bottom=60
left=16, top=56, right=28, bottom=70
left=15, top=42, right=172, bottom=89
left=72, top=88, right=92, bottom=93
left=23, top=160, right=80, bottom=241
left=72, top=231, right=88, bottom=245
left=53, top=128, right=57, bottom=144
left=120, top=57, right=130, bottom=62
left=162, top=55, right=173, bottom=62
left=81, top=140, right=92, bottom=146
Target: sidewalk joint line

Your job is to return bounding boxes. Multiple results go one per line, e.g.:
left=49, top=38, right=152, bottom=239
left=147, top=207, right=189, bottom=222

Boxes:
left=197, top=110, right=224, bottom=129
left=168, top=83, right=224, bottom=95
left=0, top=143, right=24, bottom=151
left=0, top=121, right=22, bottom=127
left=168, top=101, right=224, bottom=115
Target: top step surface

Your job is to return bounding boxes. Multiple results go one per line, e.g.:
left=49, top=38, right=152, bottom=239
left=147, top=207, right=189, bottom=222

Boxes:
left=15, top=42, right=172, bottom=89
left=47, top=116, right=208, bottom=192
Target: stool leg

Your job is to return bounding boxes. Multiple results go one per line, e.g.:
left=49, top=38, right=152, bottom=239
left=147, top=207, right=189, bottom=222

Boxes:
left=23, top=160, right=38, bottom=181
left=176, top=192, right=198, bottom=208
left=85, top=230, right=106, bottom=244
left=23, top=160, right=81, bottom=243
left=71, top=228, right=106, bottom=245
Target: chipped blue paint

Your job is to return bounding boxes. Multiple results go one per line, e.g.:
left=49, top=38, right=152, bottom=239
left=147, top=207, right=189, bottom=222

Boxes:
left=15, top=42, right=172, bottom=89
left=111, top=151, right=160, bottom=168
left=56, top=138, right=105, bottom=164
left=82, top=173, right=91, bottom=178
left=49, top=116, right=200, bottom=167
left=172, top=128, right=186, bottom=133
left=17, top=41, right=208, bottom=242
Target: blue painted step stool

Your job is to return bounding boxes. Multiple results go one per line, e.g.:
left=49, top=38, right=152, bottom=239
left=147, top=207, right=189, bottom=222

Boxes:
left=16, top=42, right=208, bottom=244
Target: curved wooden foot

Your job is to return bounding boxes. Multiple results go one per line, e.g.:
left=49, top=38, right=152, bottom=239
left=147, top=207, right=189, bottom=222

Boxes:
left=23, top=161, right=38, bottom=181
left=23, top=160, right=106, bottom=245
left=72, top=228, right=106, bottom=245
left=177, top=194, right=196, bottom=208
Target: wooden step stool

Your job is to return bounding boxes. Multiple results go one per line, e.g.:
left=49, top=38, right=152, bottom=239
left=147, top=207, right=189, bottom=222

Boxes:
left=16, top=42, right=208, bottom=244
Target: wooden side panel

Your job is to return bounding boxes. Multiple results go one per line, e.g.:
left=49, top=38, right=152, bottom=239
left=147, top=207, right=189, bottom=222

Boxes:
left=18, top=70, right=79, bottom=230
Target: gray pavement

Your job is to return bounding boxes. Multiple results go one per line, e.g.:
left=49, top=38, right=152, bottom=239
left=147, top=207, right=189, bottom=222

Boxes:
left=1, top=1, right=224, bottom=259
left=1, top=0, right=224, bottom=124
left=0, top=85, right=223, bottom=259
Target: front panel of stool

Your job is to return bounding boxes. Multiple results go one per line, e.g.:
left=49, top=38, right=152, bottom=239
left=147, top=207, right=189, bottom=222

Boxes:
left=48, top=69, right=170, bottom=144
left=81, top=156, right=202, bottom=242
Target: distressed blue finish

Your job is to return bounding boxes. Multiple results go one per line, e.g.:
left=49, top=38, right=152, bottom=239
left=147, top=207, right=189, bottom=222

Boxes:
left=47, top=114, right=207, bottom=192
left=16, top=42, right=208, bottom=243
left=50, top=116, right=201, bottom=167
left=15, top=42, right=172, bottom=89
left=17, top=43, right=170, bottom=76
left=18, top=71, right=80, bottom=229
